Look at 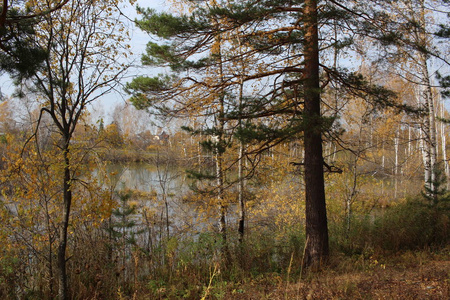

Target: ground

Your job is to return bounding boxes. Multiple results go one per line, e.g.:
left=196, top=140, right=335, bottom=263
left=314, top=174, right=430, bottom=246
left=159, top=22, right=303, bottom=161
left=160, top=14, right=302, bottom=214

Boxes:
left=216, top=251, right=450, bottom=300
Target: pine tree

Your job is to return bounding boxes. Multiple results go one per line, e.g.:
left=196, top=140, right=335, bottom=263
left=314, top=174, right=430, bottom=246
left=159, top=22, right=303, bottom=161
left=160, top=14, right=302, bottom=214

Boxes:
left=0, top=0, right=69, bottom=79
left=127, top=0, right=415, bottom=268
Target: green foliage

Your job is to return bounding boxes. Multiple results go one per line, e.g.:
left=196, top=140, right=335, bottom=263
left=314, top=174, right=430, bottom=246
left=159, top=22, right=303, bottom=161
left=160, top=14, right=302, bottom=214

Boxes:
left=436, top=72, right=450, bottom=98
left=0, top=38, right=48, bottom=80
left=125, top=75, right=176, bottom=109
left=235, top=227, right=306, bottom=276
left=0, top=254, right=20, bottom=299
left=331, top=70, right=402, bottom=110
left=0, top=4, right=49, bottom=80
left=435, top=24, right=450, bottom=38
left=234, top=121, right=298, bottom=144
left=179, top=232, right=224, bottom=265
left=125, top=75, right=174, bottom=93
left=372, top=199, right=449, bottom=252
left=141, top=42, right=182, bottom=67
left=126, top=0, right=411, bottom=167
left=108, top=191, right=143, bottom=246
left=208, top=0, right=276, bottom=25
left=0, top=134, right=7, bottom=144
left=135, top=7, right=210, bottom=39
left=422, top=163, right=449, bottom=206
left=332, top=197, right=450, bottom=256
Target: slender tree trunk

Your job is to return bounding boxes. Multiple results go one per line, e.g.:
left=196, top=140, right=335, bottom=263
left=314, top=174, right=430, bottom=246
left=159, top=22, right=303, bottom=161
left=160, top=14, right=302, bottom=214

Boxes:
left=44, top=199, right=55, bottom=298
left=238, top=142, right=245, bottom=243
left=302, top=0, right=329, bottom=269
left=394, top=128, right=399, bottom=198
left=419, top=126, right=430, bottom=181
left=346, top=155, right=359, bottom=238
left=58, top=141, right=72, bottom=300
left=419, top=57, right=437, bottom=199
left=439, top=98, right=449, bottom=187
left=237, top=41, right=246, bottom=243
left=424, top=65, right=436, bottom=180
left=408, top=125, right=412, bottom=159
left=216, top=134, right=227, bottom=250
left=331, top=144, right=337, bottom=163
left=157, top=153, right=171, bottom=238
left=214, top=29, right=229, bottom=261
left=197, top=131, right=203, bottom=171
left=415, top=0, right=438, bottom=201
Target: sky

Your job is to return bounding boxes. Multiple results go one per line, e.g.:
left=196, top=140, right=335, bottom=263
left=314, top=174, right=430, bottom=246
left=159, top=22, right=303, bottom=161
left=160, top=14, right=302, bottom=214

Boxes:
left=88, top=0, right=169, bottom=123
left=0, top=0, right=169, bottom=125
left=2, top=1, right=448, bottom=125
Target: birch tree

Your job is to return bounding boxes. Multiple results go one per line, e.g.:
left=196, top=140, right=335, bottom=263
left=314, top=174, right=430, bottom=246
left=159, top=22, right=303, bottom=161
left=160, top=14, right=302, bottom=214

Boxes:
left=366, top=0, right=449, bottom=201
left=10, top=0, right=130, bottom=298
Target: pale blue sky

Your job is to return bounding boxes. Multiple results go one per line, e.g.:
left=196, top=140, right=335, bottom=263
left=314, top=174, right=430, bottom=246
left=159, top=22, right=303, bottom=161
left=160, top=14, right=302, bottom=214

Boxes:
left=0, top=0, right=168, bottom=124
left=90, top=0, right=168, bottom=123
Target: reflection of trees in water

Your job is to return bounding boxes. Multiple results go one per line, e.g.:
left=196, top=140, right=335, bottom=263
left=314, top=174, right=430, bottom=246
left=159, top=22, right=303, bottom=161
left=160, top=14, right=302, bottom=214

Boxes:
left=104, top=162, right=201, bottom=240
left=106, top=162, right=186, bottom=194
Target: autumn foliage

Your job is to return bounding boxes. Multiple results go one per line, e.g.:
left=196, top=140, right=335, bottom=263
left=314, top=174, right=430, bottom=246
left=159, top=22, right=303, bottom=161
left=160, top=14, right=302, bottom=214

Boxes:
left=0, top=0, right=449, bottom=299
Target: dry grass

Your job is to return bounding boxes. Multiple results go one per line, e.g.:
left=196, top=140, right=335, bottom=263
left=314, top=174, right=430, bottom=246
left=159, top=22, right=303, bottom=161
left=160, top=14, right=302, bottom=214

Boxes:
left=197, top=249, right=450, bottom=300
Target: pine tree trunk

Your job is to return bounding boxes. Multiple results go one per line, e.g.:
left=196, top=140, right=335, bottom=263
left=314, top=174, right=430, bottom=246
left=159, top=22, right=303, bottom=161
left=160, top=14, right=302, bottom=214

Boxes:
left=302, top=0, right=329, bottom=269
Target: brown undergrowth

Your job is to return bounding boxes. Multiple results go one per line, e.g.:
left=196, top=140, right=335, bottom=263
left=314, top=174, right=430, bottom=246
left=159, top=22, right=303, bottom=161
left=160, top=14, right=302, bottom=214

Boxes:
left=130, top=247, right=449, bottom=300
left=195, top=249, right=450, bottom=300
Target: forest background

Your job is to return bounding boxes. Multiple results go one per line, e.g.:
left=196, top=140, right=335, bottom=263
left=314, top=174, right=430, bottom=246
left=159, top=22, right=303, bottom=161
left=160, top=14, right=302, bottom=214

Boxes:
left=0, top=0, right=449, bottom=299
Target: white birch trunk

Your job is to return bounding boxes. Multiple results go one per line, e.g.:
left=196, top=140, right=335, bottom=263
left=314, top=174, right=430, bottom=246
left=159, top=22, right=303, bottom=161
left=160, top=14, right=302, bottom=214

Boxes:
left=213, top=28, right=228, bottom=258
left=438, top=96, right=450, bottom=186
left=394, top=129, right=399, bottom=198
left=237, top=37, right=246, bottom=243
left=416, top=0, right=438, bottom=199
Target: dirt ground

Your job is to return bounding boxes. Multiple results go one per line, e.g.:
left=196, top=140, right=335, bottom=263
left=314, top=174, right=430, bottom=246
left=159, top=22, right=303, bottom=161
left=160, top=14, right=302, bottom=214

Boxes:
left=222, top=255, right=450, bottom=299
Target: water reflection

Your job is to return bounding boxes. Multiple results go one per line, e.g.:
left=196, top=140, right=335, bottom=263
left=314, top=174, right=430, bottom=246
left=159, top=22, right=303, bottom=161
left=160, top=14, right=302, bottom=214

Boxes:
left=104, top=162, right=186, bottom=194
left=96, top=162, right=215, bottom=240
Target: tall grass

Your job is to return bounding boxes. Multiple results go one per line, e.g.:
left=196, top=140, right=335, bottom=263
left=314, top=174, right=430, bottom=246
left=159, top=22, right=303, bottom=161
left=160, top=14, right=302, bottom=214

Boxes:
left=0, top=193, right=449, bottom=299
left=331, top=195, right=450, bottom=257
